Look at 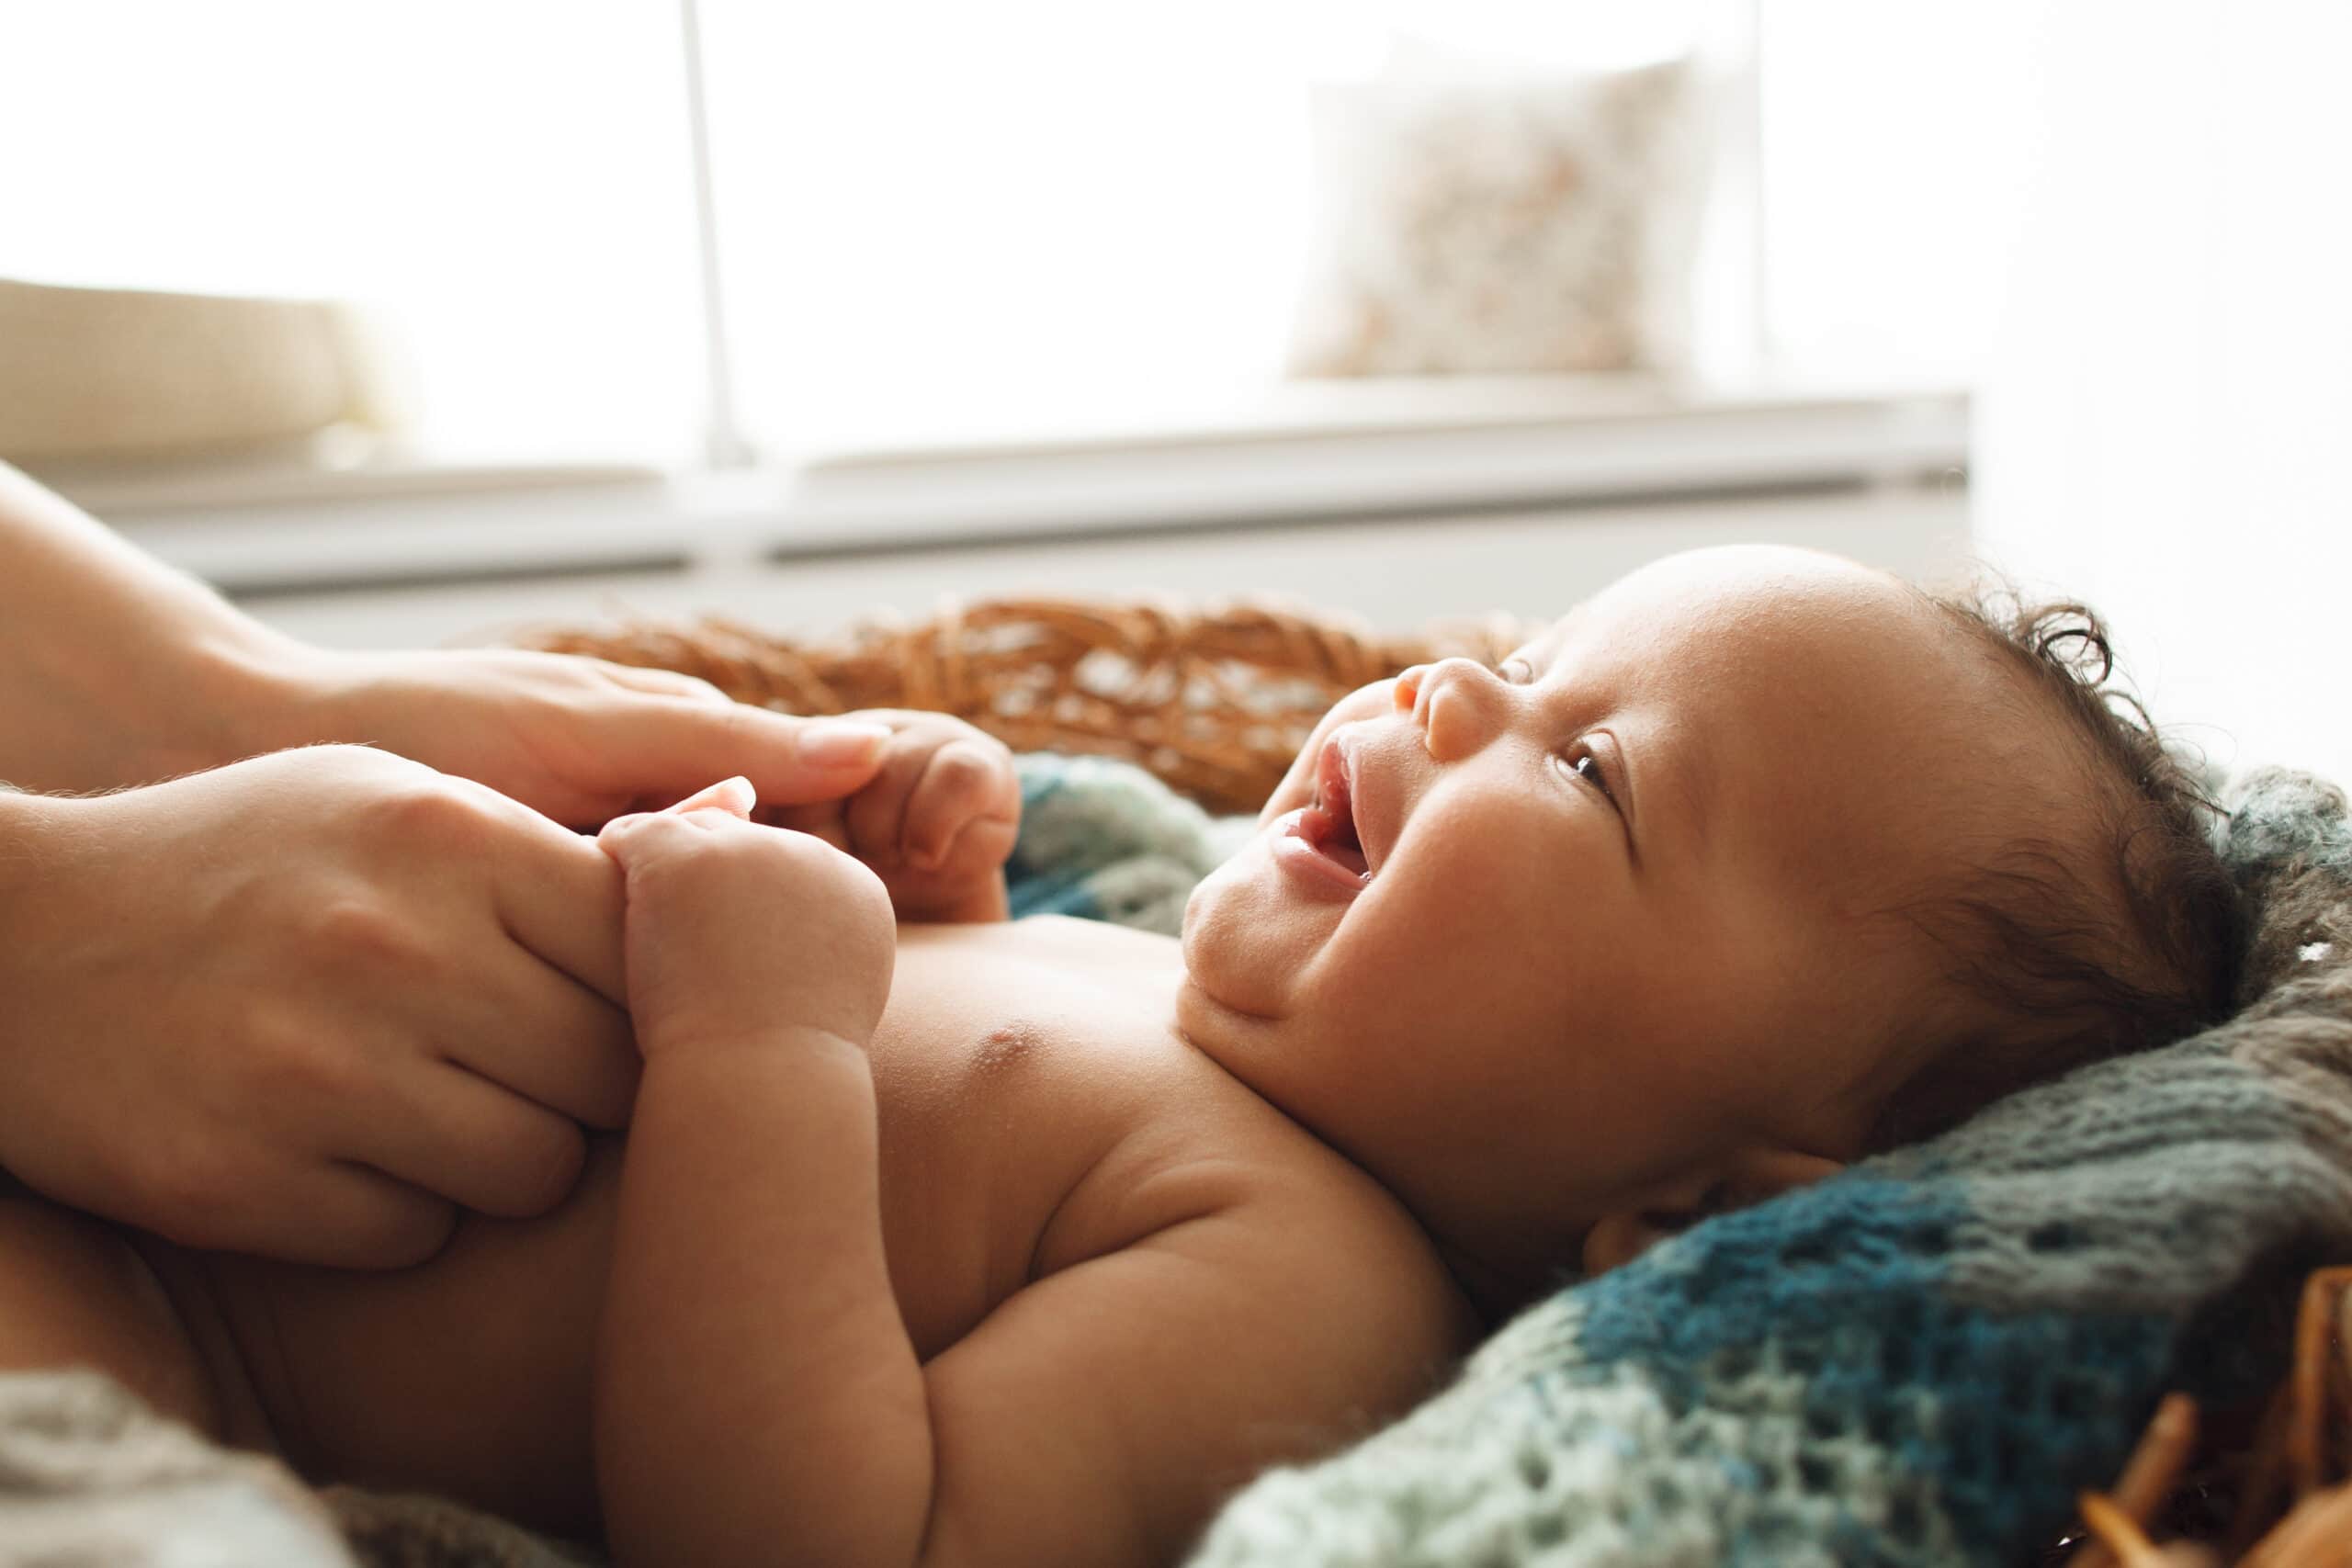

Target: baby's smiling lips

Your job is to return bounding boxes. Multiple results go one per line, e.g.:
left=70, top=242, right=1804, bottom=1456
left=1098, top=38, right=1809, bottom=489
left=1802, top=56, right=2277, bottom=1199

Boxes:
left=1303, top=736, right=1373, bottom=878
left=1271, top=730, right=1387, bottom=897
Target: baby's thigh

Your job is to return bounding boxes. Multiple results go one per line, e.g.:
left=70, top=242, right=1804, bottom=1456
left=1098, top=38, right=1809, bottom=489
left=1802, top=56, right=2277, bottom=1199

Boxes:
left=0, top=1179, right=222, bottom=1438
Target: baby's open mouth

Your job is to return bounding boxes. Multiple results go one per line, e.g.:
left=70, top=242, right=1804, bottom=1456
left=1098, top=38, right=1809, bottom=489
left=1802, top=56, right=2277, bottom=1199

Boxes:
left=1301, top=739, right=1370, bottom=878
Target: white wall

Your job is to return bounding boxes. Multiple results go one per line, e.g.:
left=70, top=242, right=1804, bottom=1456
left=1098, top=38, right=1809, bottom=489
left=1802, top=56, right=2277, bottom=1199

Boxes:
left=1973, top=3, right=2352, bottom=784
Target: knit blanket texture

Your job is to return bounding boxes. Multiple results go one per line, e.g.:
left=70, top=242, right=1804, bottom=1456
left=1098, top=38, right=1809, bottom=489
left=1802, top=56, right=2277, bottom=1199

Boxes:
left=4, top=752, right=2350, bottom=1566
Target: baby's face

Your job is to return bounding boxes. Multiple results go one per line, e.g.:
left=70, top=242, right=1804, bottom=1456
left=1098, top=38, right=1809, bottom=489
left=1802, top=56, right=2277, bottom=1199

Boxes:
left=1179, top=545, right=2040, bottom=1295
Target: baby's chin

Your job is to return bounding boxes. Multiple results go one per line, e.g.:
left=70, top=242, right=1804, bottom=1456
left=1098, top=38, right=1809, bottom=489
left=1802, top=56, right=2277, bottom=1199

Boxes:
left=1177, top=833, right=1342, bottom=1017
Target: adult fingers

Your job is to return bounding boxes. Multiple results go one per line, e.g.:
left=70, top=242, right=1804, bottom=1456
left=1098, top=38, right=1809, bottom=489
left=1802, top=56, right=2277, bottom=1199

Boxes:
left=194, top=1159, right=459, bottom=1270
left=481, top=798, right=630, bottom=1006
left=589, top=661, right=734, bottom=705
left=445, top=950, right=640, bottom=1129
left=609, top=702, right=893, bottom=808
left=751, top=797, right=854, bottom=852
left=341, top=1058, right=591, bottom=1222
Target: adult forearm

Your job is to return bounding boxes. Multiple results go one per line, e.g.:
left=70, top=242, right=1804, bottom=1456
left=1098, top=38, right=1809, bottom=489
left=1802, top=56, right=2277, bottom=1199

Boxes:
left=596, top=1036, right=933, bottom=1568
left=0, top=463, right=303, bottom=792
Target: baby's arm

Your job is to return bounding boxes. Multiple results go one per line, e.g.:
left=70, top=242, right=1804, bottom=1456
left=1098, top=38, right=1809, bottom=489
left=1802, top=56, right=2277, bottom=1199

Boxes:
left=758, top=711, right=1018, bottom=924
left=595, top=784, right=925, bottom=1564
left=594, top=783, right=1464, bottom=1567
left=890, top=1193, right=1466, bottom=1567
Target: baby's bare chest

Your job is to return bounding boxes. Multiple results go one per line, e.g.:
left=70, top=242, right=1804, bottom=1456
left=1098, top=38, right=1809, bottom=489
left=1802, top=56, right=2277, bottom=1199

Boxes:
left=869, top=919, right=1290, bottom=1357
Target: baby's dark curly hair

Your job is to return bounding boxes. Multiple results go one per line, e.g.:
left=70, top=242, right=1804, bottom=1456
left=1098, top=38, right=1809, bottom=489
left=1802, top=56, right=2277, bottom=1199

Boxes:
left=1861, top=583, right=2249, bottom=1152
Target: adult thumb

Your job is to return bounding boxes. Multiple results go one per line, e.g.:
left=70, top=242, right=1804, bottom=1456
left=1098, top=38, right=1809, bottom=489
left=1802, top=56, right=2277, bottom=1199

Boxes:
left=666, top=775, right=757, bottom=819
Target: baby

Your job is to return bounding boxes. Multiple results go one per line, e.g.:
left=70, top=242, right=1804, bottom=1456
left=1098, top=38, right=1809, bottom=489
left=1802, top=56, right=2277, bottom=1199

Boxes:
left=0, top=545, right=2243, bottom=1566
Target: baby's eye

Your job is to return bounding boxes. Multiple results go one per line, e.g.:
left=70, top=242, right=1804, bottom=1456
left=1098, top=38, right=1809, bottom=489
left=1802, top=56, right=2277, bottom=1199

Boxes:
left=1497, top=657, right=1537, bottom=684
left=1556, top=748, right=1616, bottom=804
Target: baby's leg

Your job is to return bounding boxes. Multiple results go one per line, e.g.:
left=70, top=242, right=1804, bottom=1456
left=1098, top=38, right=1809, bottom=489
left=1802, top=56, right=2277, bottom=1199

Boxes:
left=0, top=1177, right=225, bottom=1438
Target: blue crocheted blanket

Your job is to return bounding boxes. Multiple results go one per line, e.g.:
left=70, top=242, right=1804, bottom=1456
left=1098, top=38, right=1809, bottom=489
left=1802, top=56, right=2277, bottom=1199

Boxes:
left=1010, top=752, right=2352, bottom=1568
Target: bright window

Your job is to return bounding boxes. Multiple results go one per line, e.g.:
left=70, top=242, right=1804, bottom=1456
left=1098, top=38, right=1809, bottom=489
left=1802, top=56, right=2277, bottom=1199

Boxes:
left=2, top=1, right=705, bottom=463
left=3, top=1, right=2011, bottom=469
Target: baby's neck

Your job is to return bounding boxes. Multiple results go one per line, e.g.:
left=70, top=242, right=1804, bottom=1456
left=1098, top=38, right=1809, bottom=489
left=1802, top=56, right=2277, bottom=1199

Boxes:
left=1425, top=1229, right=1566, bottom=1334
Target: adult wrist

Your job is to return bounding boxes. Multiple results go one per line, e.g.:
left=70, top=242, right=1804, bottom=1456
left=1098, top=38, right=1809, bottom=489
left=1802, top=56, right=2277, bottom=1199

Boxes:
left=175, top=629, right=338, bottom=768
left=0, top=783, right=71, bottom=902
left=0, top=786, right=70, bottom=1067
left=119, top=626, right=316, bottom=782
left=0, top=620, right=313, bottom=793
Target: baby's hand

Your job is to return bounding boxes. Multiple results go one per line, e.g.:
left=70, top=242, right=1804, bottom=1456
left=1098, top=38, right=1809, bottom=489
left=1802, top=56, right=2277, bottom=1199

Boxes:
left=598, top=779, right=896, bottom=1057
left=755, top=711, right=1019, bottom=923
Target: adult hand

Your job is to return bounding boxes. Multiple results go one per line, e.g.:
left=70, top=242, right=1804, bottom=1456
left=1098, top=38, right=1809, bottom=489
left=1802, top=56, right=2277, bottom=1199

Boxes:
left=0, top=745, right=638, bottom=1267
left=0, top=464, right=882, bottom=817
left=266, top=648, right=892, bottom=828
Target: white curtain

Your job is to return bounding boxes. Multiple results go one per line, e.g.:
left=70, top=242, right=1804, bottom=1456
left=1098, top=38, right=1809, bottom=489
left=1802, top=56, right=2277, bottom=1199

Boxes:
left=1973, top=3, right=2352, bottom=780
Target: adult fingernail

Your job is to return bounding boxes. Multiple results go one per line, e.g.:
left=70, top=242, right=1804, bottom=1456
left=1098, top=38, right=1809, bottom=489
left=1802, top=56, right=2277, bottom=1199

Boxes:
left=800, top=720, right=891, bottom=766
left=673, top=775, right=756, bottom=815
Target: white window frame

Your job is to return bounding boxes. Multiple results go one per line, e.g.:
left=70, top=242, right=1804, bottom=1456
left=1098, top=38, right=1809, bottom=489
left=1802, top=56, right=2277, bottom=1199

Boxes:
left=40, top=0, right=1969, bottom=594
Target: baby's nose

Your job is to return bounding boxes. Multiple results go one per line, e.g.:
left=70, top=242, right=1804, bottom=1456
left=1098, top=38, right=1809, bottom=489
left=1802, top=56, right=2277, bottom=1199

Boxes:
left=1399, top=658, right=1505, bottom=761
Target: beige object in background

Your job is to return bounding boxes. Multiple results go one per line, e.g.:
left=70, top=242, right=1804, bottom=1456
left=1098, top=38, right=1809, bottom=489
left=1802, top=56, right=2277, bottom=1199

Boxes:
left=1288, top=57, right=1711, bottom=378
left=0, top=277, right=401, bottom=464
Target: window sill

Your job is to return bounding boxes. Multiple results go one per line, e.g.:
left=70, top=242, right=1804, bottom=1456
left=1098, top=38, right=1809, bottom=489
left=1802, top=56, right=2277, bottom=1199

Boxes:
left=62, top=377, right=1969, bottom=596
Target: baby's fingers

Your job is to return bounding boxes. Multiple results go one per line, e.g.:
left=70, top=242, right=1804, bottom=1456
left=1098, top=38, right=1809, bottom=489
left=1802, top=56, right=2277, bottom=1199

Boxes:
left=841, top=736, right=934, bottom=869
left=903, top=740, right=1019, bottom=871
left=598, top=804, right=731, bottom=867
left=599, top=776, right=755, bottom=861
left=597, top=809, right=691, bottom=867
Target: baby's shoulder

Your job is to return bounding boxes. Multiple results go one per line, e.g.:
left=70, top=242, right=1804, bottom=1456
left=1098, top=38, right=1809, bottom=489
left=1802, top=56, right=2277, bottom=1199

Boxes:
left=916, top=1134, right=1479, bottom=1565
left=1233, top=1139, right=1486, bottom=1357
left=1053, top=1109, right=1483, bottom=1371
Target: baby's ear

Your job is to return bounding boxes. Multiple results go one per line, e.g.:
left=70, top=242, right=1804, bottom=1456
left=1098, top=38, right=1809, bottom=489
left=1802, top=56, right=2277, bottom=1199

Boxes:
left=1579, top=1149, right=1845, bottom=1277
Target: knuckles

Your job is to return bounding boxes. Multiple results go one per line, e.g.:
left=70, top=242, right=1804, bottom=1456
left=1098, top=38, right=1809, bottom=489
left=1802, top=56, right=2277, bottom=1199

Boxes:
left=241, top=1010, right=373, bottom=1111
left=366, top=777, right=499, bottom=849
left=300, top=896, right=439, bottom=984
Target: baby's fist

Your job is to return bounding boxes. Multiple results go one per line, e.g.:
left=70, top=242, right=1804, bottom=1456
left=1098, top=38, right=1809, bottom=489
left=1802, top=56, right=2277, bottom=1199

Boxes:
left=600, top=780, right=896, bottom=1056
left=759, top=712, right=1018, bottom=922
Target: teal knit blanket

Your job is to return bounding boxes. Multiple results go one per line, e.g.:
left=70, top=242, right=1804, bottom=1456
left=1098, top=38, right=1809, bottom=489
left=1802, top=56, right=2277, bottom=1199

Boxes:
left=1009, top=753, right=2352, bottom=1568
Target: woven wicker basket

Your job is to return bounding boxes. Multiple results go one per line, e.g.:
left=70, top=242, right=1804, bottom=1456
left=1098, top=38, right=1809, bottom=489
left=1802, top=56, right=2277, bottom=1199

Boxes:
left=517, top=595, right=1525, bottom=818
left=513, top=594, right=2345, bottom=1568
